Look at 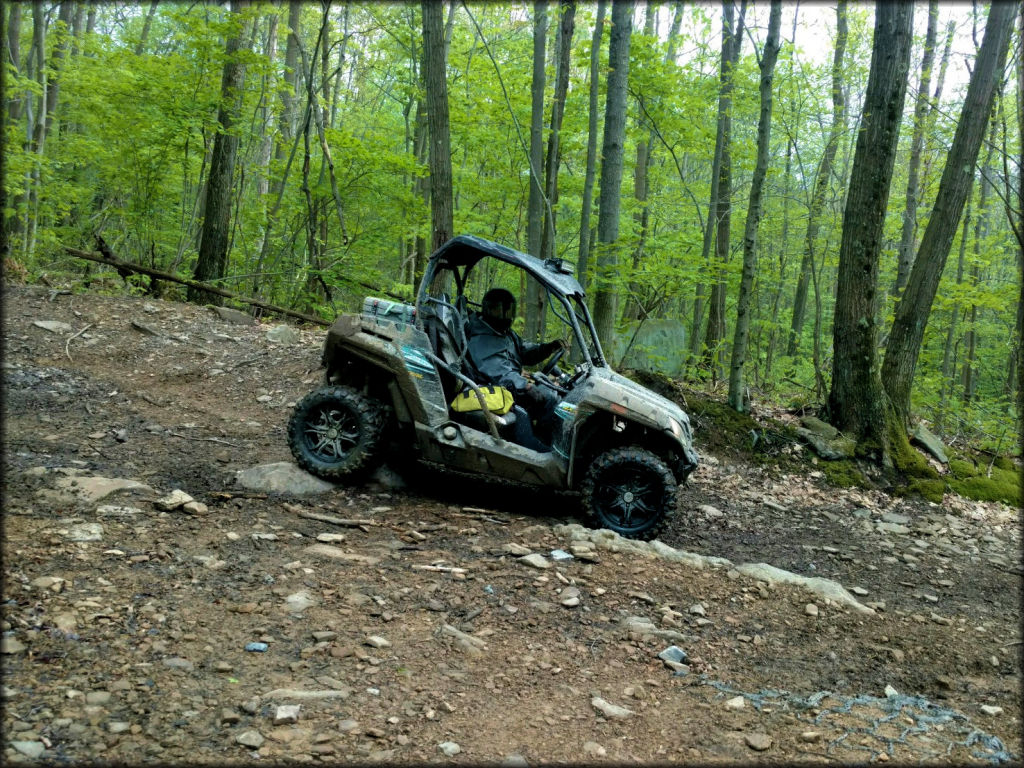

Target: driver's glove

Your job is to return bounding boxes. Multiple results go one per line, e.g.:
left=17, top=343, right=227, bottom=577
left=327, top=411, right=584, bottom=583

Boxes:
left=546, top=338, right=570, bottom=355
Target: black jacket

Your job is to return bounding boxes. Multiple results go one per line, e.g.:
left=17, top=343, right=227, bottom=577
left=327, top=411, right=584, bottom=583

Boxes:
left=466, top=313, right=556, bottom=394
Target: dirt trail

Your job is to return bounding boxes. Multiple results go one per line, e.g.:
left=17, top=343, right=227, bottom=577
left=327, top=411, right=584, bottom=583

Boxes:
left=2, top=283, right=1020, bottom=764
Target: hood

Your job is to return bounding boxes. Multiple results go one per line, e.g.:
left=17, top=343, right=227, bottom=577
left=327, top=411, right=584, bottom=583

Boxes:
left=587, top=368, right=691, bottom=429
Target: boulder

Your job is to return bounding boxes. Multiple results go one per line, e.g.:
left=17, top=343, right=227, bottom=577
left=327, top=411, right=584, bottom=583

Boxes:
left=796, top=428, right=856, bottom=460
left=799, top=415, right=840, bottom=440
left=236, top=462, right=335, bottom=495
left=208, top=305, right=256, bottom=325
left=911, top=422, right=948, bottom=464
left=610, top=319, right=688, bottom=377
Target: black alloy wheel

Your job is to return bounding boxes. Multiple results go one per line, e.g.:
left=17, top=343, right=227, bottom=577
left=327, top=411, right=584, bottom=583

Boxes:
left=581, top=446, right=678, bottom=539
left=287, top=385, right=386, bottom=481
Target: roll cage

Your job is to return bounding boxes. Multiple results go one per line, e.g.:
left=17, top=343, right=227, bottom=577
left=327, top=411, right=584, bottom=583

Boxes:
left=414, top=235, right=608, bottom=368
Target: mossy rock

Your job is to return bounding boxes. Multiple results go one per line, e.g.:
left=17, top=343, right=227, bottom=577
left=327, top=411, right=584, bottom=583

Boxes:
left=889, top=424, right=939, bottom=480
left=947, top=466, right=1022, bottom=507
left=820, top=460, right=869, bottom=489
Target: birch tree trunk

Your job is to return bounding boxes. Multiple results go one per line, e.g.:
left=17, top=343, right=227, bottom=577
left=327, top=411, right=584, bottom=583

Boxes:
left=727, top=0, right=781, bottom=412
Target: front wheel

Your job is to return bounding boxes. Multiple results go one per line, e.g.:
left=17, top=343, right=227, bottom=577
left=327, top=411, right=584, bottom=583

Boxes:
left=288, top=385, right=387, bottom=481
left=581, top=446, right=677, bottom=539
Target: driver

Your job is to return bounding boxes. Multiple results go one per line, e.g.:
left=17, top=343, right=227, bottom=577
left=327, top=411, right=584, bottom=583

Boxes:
left=467, top=288, right=568, bottom=446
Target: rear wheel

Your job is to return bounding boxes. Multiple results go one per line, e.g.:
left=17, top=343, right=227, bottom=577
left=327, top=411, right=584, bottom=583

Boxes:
left=581, top=446, right=677, bottom=539
left=288, top=385, right=387, bottom=481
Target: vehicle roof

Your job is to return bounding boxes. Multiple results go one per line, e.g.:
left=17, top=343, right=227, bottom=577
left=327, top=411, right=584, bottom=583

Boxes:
left=429, top=235, right=585, bottom=298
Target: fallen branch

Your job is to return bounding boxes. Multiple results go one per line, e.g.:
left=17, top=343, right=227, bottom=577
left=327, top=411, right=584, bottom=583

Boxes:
left=166, top=431, right=239, bottom=447
left=64, top=246, right=332, bottom=327
left=65, top=323, right=93, bottom=361
left=296, top=510, right=376, bottom=527
left=412, top=565, right=467, bottom=574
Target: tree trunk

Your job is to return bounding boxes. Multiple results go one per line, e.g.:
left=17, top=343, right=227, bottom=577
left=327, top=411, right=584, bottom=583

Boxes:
left=963, top=116, right=998, bottom=404
left=625, top=1, right=682, bottom=321
left=534, top=0, right=576, bottom=339
left=190, top=0, right=248, bottom=306
left=701, top=0, right=746, bottom=379
left=257, top=11, right=279, bottom=206
left=827, top=2, right=914, bottom=464
left=937, top=191, right=972, bottom=431
left=881, top=1, right=1016, bottom=426
left=524, top=1, right=548, bottom=342
left=920, top=19, right=956, bottom=195
left=622, top=3, right=657, bottom=322
left=728, top=0, right=781, bottom=412
left=1018, top=7, right=1024, bottom=456
left=540, top=0, right=575, bottom=266
left=422, top=0, right=454, bottom=253
left=787, top=0, right=847, bottom=357
left=893, top=0, right=938, bottom=297
left=575, top=0, right=606, bottom=294
left=6, top=5, right=22, bottom=124
left=590, top=0, right=633, bottom=352
left=763, top=136, right=793, bottom=381
left=253, top=0, right=301, bottom=297
left=135, top=0, right=159, bottom=56
left=413, top=97, right=430, bottom=283
left=24, top=1, right=47, bottom=258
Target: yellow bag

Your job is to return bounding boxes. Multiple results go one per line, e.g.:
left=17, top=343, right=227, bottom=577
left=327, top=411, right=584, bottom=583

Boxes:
left=450, top=385, right=514, bottom=416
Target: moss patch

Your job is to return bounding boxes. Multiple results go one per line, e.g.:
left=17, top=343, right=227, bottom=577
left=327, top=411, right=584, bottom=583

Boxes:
left=947, top=458, right=977, bottom=480
left=947, top=466, right=1022, bottom=507
left=993, top=456, right=1016, bottom=472
left=819, top=460, right=869, bottom=489
left=901, top=478, right=946, bottom=504
left=887, top=416, right=939, bottom=479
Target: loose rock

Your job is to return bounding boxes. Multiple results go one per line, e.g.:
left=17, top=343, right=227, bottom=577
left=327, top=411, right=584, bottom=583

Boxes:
left=744, top=733, right=772, bottom=751
left=519, top=553, right=551, bottom=570
left=439, top=741, right=461, bottom=756
left=236, top=730, right=265, bottom=748
left=591, top=696, right=634, bottom=719
left=274, top=705, right=301, bottom=725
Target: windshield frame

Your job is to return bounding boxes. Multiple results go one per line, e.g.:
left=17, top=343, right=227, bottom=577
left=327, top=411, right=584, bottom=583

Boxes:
left=417, top=237, right=609, bottom=369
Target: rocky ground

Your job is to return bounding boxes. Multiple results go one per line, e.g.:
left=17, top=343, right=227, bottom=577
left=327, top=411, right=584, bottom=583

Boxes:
left=2, top=282, right=1021, bottom=764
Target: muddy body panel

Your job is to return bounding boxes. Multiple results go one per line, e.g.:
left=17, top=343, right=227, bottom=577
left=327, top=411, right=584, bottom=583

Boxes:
left=322, top=311, right=449, bottom=428
left=413, top=422, right=567, bottom=486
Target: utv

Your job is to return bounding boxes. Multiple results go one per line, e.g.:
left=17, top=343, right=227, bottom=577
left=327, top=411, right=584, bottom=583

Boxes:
left=288, top=235, right=698, bottom=539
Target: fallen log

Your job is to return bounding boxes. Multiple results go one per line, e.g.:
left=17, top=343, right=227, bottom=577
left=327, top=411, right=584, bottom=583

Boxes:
left=64, top=246, right=332, bottom=326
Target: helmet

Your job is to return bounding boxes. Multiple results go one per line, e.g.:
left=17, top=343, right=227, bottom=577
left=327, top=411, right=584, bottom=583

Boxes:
left=481, top=288, right=515, bottom=333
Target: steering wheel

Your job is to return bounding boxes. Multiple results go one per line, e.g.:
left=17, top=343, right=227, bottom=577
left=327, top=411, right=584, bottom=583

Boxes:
left=541, top=345, right=566, bottom=375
